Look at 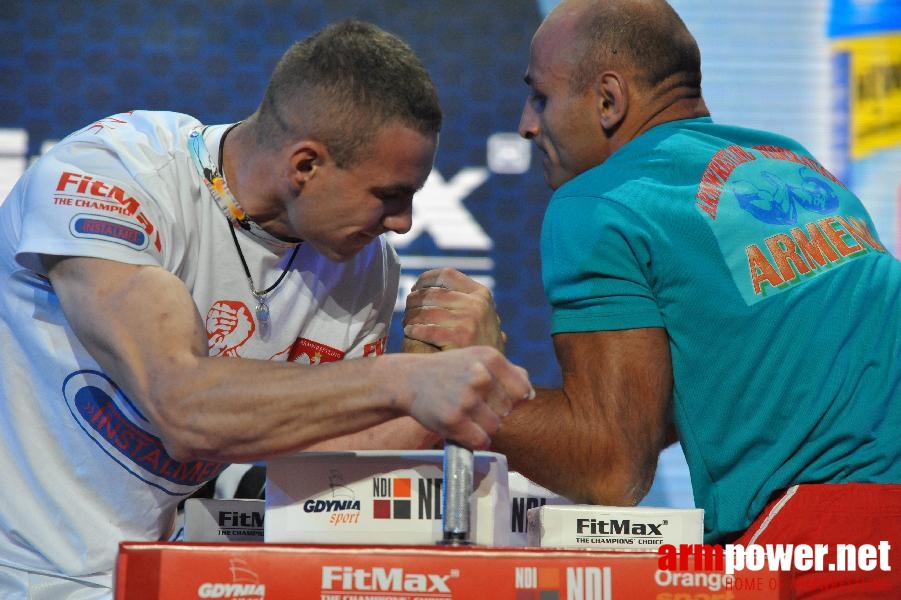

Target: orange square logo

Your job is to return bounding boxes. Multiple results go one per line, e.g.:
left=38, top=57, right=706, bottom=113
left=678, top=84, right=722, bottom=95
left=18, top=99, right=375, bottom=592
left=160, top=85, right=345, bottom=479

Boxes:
left=392, top=478, right=412, bottom=498
left=538, top=567, right=559, bottom=587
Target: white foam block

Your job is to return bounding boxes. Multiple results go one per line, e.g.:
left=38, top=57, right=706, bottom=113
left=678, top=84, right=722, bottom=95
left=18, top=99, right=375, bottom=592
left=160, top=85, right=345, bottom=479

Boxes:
left=527, top=505, right=704, bottom=551
left=508, top=471, right=574, bottom=546
left=183, top=498, right=265, bottom=542
left=264, top=450, right=510, bottom=546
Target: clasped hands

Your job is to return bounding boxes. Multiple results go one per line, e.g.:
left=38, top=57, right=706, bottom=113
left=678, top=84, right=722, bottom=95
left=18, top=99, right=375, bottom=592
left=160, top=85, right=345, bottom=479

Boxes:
left=401, top=268, right=528, bottom=449
left=403, top=267, right=507, bottom=354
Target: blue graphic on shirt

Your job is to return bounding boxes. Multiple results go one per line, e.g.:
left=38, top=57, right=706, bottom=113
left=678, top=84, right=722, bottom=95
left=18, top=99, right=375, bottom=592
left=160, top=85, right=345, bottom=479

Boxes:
left=791, top=167, right=840, bottom=214
left=732, top=167, right=840, bottom=225
left=732, top=172, right=798, bottom=225
left=698, top=145, right=887, bottom=305
left=69, top=214, right=149, bottom=250
left=63, top=370, right=225, bottom=495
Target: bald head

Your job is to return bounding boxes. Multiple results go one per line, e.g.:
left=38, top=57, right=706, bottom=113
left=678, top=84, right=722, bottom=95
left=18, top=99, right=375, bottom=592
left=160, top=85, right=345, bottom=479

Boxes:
left=542, top=0, right=702, bottom=95
left=519, top=0, right=709, bottom=187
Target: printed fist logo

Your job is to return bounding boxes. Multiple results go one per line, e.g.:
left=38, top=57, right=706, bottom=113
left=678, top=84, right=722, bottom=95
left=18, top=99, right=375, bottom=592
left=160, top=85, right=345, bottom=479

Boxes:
left=207, top=300, right=255, bottom=357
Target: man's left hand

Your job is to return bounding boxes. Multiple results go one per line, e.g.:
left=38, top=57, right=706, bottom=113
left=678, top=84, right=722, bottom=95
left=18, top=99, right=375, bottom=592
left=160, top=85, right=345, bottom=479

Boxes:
left=403, top=268, right=507, bottom=352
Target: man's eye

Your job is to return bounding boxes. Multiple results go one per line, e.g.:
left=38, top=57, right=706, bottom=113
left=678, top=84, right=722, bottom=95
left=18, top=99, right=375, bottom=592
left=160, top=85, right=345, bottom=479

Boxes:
left=530, top=92, right=547, bottom=112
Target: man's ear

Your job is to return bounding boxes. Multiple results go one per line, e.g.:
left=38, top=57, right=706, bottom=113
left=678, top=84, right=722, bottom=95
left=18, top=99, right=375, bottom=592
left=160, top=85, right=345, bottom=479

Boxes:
left=595, top=71, right=628, bottom=131
left=289, top=140, right=329, bottom=184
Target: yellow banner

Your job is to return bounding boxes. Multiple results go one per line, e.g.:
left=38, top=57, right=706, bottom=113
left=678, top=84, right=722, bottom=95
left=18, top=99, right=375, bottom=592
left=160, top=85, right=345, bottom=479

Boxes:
left=833, top=33, right=901, bottom=159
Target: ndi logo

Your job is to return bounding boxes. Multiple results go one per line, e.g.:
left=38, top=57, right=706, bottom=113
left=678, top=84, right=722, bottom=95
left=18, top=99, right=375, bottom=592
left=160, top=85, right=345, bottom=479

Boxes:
left=371, top=476, right=446, bottom=520
left=372, top=477, right=412, bottom=519
left=515, top=566, right=560, bottom=598
left=515, top=566, right=612, bottom=599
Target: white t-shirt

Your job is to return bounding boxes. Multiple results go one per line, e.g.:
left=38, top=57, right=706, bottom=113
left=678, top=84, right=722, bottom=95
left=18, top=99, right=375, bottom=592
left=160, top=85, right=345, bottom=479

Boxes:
left=0, top=111, right=398, bottom=590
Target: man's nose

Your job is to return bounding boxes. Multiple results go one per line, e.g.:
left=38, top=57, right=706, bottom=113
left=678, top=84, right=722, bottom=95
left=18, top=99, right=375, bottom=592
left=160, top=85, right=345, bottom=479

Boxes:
left=519, top=101, right=537, bottom=140
left=383, top=205, right=413, bottom=235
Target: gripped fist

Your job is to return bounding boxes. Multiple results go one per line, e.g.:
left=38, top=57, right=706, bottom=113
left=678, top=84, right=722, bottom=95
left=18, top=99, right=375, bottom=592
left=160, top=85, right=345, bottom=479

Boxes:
left=403, top=268, right=507, bottom=352
left=404, top=346, right=533, bottom=450
left=401, top=336, right=440, bottom=354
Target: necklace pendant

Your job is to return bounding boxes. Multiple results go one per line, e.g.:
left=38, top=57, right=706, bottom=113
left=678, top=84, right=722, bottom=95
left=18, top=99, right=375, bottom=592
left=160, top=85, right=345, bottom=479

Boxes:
left=255, top=299, right=271, bottom=323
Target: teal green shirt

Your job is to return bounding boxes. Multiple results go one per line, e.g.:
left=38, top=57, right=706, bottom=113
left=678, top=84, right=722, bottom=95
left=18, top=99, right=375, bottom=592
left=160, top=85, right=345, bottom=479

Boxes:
left=541, top=117, right=901, bottom=542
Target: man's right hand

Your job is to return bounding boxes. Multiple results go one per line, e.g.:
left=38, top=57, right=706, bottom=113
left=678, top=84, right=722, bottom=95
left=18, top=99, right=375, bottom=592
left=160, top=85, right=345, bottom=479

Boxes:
left=396, top=346, right=534, bottom=450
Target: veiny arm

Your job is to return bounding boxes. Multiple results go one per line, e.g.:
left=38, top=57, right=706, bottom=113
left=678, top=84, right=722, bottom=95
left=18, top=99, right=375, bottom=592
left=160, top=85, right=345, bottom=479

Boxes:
left=492, top=327, right=674, bottom=505
left=44, top=256, right=533, bottom=463
left=403, top=267, right=674, bottom=504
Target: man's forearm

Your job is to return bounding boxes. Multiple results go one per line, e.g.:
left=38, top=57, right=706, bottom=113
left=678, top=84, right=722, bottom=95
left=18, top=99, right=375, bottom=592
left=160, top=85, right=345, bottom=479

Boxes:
left=491, top=387, right=658, bottom=507
left=490, top=387, right=585, bottom=499
left=303, top=417, right=441, bottom=451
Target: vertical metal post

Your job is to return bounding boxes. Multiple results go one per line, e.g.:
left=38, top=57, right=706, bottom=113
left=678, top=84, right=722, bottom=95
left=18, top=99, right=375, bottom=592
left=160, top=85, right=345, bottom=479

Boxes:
left=440, top=440, right=474, bottom=545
